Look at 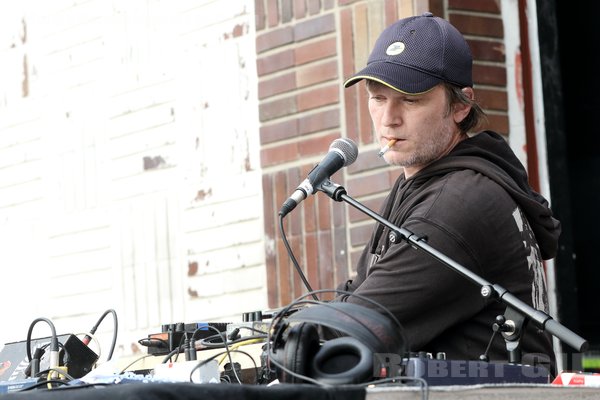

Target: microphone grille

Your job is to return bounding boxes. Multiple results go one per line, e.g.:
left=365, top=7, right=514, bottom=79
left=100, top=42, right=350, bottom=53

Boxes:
left=330, top=138, right=358, bottom=166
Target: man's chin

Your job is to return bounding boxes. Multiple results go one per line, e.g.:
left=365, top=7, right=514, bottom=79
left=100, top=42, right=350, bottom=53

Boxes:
left=383, top=153, right=407, bottom=167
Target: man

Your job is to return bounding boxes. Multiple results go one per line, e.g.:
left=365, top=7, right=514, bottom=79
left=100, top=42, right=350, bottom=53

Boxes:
left=337, top=12, right=559, bottom=371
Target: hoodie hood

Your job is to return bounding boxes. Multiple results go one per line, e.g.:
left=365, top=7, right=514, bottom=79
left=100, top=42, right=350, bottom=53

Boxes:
left=414, top=130, right=561, bottom=260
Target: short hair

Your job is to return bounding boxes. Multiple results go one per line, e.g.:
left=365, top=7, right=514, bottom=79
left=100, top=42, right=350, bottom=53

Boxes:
left=442, top=82, right=487, bottom=134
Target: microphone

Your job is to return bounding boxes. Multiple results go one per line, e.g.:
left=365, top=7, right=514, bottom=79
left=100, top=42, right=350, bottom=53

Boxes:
left=279, top=138, right=358, bottom=217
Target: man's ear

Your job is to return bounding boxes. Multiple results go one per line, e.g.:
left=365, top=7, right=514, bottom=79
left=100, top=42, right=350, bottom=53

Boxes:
left=453, top=87, right=474, bottom=123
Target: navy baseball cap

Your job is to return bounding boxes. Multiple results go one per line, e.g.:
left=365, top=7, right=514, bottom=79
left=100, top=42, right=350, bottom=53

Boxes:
left=344, top=12, right=473, bottom=94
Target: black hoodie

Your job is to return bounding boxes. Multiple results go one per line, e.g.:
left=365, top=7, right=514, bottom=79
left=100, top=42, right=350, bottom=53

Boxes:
left=339, top=130, right=559, bottom=374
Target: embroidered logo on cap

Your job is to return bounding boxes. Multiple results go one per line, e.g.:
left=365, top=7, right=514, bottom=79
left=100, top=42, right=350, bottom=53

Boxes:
left=386, top=42, right=405, bottom=55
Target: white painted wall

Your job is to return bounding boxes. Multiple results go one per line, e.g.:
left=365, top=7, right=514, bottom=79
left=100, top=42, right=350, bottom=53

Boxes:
left=0, top=0, right=266, bottom=360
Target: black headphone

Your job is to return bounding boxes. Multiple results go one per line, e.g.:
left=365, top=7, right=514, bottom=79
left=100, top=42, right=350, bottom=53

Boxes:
left=269, top=298, right=407, bottom=385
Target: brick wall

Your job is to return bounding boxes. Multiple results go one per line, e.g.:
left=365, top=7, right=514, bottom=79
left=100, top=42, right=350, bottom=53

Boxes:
left=256, top=0, right=508, bottom=309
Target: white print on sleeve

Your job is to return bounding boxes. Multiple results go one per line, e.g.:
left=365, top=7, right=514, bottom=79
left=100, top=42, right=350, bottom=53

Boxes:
left=512, top=207, right=549, bottom=313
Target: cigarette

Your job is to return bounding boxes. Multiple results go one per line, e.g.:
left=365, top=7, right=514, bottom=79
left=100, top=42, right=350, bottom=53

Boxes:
left=378, top=139, right=397, bottom=157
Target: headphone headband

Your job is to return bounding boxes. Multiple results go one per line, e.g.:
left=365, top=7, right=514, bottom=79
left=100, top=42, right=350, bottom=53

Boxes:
left=287, top=302, right=406, bottom=355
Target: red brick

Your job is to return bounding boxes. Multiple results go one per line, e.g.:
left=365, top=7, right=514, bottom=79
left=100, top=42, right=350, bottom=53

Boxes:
left=260, top=118, right=298, bottom=144
left=349, top=248, right=361, bottom=270
left=343, top=85, right=360, bottom=144
left=260, top=141, right=299, bottom=167
left=317, top=230, right=334, bottom=288
left=333, top=226, right=349, bottom=286
left=281, top=0, right=293, bottom=23
left=348, top=195, right=387, bottom=223
left=298, top=109, right=340, bottom=135
left=449, top=0, right=501, bottom=13
left=468, top=39, right=505, bottom=63
left=350, top=223, right=376, bottom=247
left=294, top=13, right=335, bottom=42
left=304, top=231, right=319, bottom=282
left=257, top=49, right=295, bottom=76
left=429, top=0, right=445, bottom=19
left=354, top=3, right=369, bottom=73
left=304, top=195, right=318, bottom=233
left=276, top=238, right=292, bottom=304
left=295, top=37, right=337, bottom=65
left=267, top=0, right=279, bottom=28
left=482, top=113, right=509, bottom=136
left=256, top=26, right=294, bottom=53
left=293, top=0, right=307, bottom=19
left=306, top=244, right=322, bottom=292
left=259, top=95, right=297, bottom=122
left=297, top=84, right=339, bottom=111
left=340, top=8, right=355, bottom=78
left=258, top=71, right=296, bottom=99
left=473, top=64, right=507, bottom=86
left=349, top=248, right=362, bottom=272
left=477, top=88, right=508, bottom=112
left=320, top=235, right=336, bottom=290
left=358, top=81, right=372, bottom=145
left=289, top=235, right=306, bottom=296
left=265, top=253, right=278, bottom=307
left=262, top=173, right=275, bottom=236
left=296, top=60, right=338, bottom=88
left=347, top=171, right=393, bottom=197
left=385, top=0, right=399, bottom=26
left=298, top=132, right=341, bottom=157
left=308, top=0, right=321, bottom=15
left=317, top=194, right=331, bottom=231
left=347, top=147, right=390, bottom=174
left=287, top=166, right=303, bottom=236
left=451, top=14, right=503, bottom=38
left=274, top=170, right=290, bottom=213
left=255, top=0, right=266, bottom=31
left=331, top=194, right=345, bottom=226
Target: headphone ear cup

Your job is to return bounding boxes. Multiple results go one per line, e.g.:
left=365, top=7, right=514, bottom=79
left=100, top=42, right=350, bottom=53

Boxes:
left=279, top=322, right=320, bottom=383
left=310, top=337, right=373, bottom=385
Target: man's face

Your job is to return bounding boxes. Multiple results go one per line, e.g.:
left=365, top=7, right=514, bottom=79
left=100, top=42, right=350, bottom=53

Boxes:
left=367, top=81, right=465, bottom=177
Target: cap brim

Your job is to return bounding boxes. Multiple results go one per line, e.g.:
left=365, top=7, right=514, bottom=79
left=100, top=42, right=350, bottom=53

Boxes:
left=344, top=61, right=442, bottom=95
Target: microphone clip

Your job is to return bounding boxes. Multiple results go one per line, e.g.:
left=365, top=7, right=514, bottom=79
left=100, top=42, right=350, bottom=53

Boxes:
left=316, top=179, right=347, bottom=201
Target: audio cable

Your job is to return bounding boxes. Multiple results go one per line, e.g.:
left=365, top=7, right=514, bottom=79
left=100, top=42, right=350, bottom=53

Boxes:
left=26, top=317, right=59, bottom=377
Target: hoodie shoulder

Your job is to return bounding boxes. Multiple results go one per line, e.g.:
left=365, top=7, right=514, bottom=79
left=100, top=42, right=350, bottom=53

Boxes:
left=418, top=131, right=561, bottom=259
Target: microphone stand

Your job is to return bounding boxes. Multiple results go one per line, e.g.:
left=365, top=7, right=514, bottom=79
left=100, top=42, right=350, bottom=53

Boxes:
left=318, top=179, right=589, bottom=359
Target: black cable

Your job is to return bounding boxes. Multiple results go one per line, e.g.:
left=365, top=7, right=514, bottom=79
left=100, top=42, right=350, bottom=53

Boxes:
left=25, top=317, right=60, bottom=377
left=26, top=318, right=58, bottom=362
left=18, top=382, right=112, bottom=393
left=202, top=325, right=242, bottom=383
left=278, top=213, right=319, bottom=301
left=169, top=332, right=188, bottom=363
left=160, top=343, right=185, bottom=364
left=83, top=309, right=118, bottom=361
left=16, top=379, right=68, bottom=391
left=137, top=337, right=169, bottom=349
